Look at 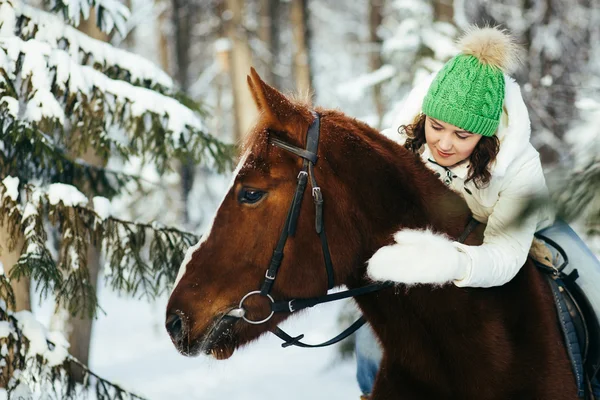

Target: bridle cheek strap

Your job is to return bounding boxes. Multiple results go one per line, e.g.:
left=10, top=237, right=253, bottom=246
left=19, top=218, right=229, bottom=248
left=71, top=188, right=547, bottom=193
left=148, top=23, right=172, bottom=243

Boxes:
left=260, top=111, right=334, bottom=297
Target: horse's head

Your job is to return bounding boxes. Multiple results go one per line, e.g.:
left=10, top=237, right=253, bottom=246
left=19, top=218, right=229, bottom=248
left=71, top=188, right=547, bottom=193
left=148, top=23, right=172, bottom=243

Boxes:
left=166, top=69, right=374, bottom=359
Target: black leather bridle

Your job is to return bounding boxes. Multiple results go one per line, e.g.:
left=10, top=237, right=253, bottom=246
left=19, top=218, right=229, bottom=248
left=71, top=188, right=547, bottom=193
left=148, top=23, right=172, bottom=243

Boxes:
left=225, top=111, right=479, bottom=349
left=225, top=111, right=393, bottom=348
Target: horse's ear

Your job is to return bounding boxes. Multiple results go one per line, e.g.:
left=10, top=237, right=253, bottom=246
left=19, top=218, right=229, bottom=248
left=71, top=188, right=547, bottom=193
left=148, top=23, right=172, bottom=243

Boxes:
left=247, top=73, right=264, bottom=112
left=247, top=67, right=307, bottom=132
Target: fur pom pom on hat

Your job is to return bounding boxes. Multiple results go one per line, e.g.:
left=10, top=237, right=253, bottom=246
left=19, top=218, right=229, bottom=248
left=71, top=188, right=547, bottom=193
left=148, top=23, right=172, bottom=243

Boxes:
left=458, top=26, right=522, bottom=73
left=422, top=26, right=523, bottom=137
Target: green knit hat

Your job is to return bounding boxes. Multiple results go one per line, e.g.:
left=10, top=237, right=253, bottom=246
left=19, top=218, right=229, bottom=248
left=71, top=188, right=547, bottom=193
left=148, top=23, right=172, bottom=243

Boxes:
left=422, top=27, right=521, bottom=137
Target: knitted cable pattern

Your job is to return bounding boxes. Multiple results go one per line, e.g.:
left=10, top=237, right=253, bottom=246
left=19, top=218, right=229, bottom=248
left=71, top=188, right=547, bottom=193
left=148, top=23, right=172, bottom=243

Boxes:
left=420, top=27, right=519, bottom=137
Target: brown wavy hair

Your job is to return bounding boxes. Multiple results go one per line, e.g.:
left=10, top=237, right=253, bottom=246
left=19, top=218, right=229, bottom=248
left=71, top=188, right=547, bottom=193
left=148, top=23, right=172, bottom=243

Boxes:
left=402, top=113, right=500, bottom=188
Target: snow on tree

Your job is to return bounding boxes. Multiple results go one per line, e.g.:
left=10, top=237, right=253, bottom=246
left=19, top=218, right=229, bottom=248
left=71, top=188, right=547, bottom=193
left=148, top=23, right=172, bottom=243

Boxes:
left=458, top=0, right=595, bottom=163
left=377, top=0, right=458, bottom=126
left=326, top=0, right=459, bottom=128
left=0, top=0, right=234, bottom=397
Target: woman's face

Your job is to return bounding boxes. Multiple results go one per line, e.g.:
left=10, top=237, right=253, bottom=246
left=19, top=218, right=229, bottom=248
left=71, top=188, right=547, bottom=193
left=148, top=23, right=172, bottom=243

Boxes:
left=424, top=116, right=483, bottom=167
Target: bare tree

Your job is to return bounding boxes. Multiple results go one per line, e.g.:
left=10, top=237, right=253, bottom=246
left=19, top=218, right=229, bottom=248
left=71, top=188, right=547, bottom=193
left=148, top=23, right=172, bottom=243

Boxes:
left=157, top=0, right=171, bottom=74
left=434, top=0, right=454, bottom=22
left=225, top=0, right=257, bottom=141
left=257, top=0, right=280, bottom=85
left=369, top=0, right=385, bottom=128
left=172, top=0, right=196, bottom=224
left=290, top=0, right=312, bottom=94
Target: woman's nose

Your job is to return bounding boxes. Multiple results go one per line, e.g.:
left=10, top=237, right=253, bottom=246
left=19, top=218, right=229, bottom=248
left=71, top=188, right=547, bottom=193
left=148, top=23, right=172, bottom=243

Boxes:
left=438, top=132, right=453, bottom=151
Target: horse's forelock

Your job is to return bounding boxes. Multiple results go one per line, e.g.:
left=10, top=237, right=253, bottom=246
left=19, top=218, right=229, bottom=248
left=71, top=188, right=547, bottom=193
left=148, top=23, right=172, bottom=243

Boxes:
left=287, top=90, right=313, bottom=108
left=241, top=123, right=268, bottom=157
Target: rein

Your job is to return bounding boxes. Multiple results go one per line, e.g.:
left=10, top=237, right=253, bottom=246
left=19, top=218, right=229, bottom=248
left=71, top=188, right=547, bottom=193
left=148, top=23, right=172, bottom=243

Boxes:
left=226, top=111, right=478, bottom=349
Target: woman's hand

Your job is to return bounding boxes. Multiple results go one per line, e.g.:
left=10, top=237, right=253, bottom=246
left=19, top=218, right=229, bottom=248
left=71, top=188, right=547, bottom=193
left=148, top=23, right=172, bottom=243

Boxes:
left=366, top=228, right=470, bottom=286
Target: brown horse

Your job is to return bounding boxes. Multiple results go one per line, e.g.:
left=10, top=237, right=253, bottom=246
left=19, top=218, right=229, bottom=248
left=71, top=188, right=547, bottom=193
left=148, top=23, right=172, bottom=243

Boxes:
left=166, top=68, right=576, bottom=399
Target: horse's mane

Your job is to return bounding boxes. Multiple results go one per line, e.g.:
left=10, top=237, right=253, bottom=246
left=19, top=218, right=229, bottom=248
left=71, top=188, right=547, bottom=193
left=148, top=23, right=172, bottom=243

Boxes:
left=240, top=96, right=421, bottom=175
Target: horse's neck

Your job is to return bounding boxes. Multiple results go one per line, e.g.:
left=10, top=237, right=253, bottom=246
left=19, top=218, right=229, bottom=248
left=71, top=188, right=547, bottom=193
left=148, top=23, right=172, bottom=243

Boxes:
left=334, top=120, right=475, bottom=337
left=341, top=126, right=483, bottom=379
left=337, top=124, right=472, bottom=248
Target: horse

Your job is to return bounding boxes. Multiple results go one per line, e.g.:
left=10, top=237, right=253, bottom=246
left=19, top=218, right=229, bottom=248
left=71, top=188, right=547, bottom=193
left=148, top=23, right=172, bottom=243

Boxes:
left=166, top=68, right=577, bottom=399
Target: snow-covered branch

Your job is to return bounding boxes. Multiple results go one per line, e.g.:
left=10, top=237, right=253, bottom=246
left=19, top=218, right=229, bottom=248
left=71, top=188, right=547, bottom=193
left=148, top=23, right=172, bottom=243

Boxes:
left=0, top=117, right=147, bottom=198
left=1, top=178, right=199, bottom=318
left=0, top=1, right=235, bottom=181
left=0, top=303, right=147, bottom=399
left=43, top=0, right=131, bottom=38
left=14, top=1, right=170, bottom=89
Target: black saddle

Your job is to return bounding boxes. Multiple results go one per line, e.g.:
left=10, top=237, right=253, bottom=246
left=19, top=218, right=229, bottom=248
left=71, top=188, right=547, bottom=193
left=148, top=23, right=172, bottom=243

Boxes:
left=534, top=233, right=600, bottom=400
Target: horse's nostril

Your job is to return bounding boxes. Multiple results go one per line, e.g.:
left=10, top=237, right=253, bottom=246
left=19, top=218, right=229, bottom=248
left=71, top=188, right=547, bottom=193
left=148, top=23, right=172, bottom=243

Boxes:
left=166, top=313, right=184, bottom=340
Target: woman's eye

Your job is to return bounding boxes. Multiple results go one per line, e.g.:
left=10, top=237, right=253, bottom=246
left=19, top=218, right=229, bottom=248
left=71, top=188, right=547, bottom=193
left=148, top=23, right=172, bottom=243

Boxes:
left=456, top=133, right=470, bottom=140
left=239, top=188, right=266, bottom=204
left=431, top=124, right=442, bottom=131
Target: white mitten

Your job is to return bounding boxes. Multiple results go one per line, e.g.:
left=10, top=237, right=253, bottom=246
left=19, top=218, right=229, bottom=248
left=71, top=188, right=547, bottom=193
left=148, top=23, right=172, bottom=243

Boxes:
left=367, top=228, right=470, bottom=285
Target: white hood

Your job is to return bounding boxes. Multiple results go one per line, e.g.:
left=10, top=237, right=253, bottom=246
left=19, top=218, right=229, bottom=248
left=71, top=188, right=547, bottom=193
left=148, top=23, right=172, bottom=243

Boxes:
left=386, top=74, right=532, bottom=177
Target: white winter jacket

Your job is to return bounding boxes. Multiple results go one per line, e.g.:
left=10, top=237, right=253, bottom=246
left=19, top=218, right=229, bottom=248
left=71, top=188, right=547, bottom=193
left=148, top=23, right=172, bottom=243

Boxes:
left=382, top=74, right=555, bottom=288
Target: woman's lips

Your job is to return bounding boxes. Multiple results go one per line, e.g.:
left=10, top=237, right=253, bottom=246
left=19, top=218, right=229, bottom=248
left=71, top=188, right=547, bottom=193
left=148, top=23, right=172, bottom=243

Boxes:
left=437, top=149, right=453, bottom=158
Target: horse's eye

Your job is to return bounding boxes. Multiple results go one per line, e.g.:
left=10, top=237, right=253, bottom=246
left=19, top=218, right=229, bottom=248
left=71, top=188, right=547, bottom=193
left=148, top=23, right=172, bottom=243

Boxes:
left=239, top=188, right=266, bottom=204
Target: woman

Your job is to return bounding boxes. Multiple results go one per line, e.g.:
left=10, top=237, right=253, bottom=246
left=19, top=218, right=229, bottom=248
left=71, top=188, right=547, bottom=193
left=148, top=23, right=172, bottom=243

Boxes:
left=355, top=26, right=600, bottom=398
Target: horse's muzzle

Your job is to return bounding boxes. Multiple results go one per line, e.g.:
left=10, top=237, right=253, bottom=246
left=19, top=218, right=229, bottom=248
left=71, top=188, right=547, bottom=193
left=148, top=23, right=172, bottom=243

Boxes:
left=166, top=312, right=186, bottom=346
left=166, top=309, right=239, bottom=358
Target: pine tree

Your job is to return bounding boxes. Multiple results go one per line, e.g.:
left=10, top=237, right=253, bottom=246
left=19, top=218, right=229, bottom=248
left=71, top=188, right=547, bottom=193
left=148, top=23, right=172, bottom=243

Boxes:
left=0, top=0, right=234, bottom=397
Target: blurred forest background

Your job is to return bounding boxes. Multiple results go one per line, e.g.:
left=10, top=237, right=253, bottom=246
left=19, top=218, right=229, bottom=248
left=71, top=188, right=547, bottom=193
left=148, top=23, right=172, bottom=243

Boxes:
left=0, top=0, right=598, bottom=399
left=126, top=0, right=600, bottom=236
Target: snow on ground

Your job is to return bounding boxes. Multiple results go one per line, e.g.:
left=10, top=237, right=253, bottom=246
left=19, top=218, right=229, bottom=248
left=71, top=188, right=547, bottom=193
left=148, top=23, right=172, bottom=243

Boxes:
left=84, top=286, right=360, bottom=400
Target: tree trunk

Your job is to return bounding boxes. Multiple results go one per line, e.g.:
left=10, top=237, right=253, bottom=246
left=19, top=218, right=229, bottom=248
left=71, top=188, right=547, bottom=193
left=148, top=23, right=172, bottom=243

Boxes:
left=0, top=227, right=29, bottom=312
left=157, top=0, right=170, bottom=73
left=369, top=0, right=384, bottom=128
left=290, top=0, right=312, bottom=95
left=0, top=223, right=28, bottom=388
left=173, top=0, right=194, bottom=224
left=59, top=11, right=107, bottom=383
left=258, top=0, right=281, bottom=87
left=173, top=0, right=190, bottom=90
left=214, top=1, right=228, bottom=142
left=62, top=149, right=105, bottom=382
left=64, top=244, right=100, bottom=381
left=225, top=0, right=257, bottom=142
left=433, top=0, right=454, bottom=22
